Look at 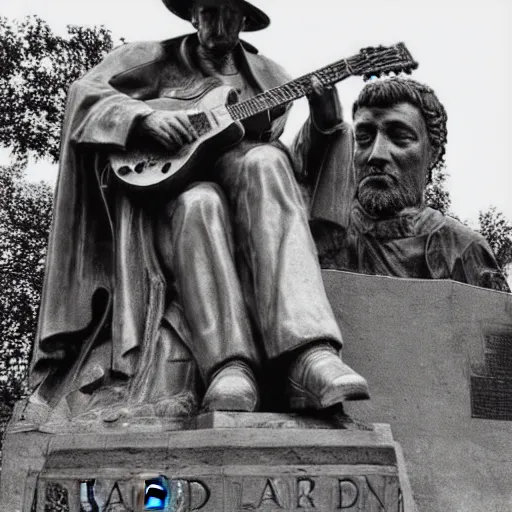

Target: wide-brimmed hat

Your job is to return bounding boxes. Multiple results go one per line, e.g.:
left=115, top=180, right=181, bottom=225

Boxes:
left=162, top=0, right=270, bottom=31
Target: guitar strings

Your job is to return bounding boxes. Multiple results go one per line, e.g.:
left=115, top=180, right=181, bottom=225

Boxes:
left=344, top=59, right=354, bottom=76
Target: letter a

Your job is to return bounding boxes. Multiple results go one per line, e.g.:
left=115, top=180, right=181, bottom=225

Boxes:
left=104, top=482, right=128, bottom=511
left=258, top=479, right=284, bottom=508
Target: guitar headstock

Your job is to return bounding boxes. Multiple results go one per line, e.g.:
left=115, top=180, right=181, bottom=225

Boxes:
left=349, top=42, right=418, bottom=81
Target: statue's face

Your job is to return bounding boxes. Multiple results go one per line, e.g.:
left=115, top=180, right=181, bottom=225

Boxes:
left=192, top=1, right=245, bottom=56
left=353, top=102, right=432, bottom=218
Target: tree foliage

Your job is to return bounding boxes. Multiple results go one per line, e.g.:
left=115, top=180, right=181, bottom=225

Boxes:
left=0, top=164, right=53, bottom=406
left=0, top=15, right=114, bottom=162
left=425, top=167, right=512, bottom=276
left=425, top=164, right=451, bottom=215
left=0, top=17, right=114, bottom=406
left=478, top=207, right=512, bottom=276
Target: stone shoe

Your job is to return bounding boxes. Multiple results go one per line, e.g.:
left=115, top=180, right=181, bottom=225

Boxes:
left=201, top=360, right=260, bottom=412
left=288, top=344, right=370, bottom=410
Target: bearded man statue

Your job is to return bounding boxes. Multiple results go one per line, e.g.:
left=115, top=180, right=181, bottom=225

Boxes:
left=311, top=77, right=510, bottom=293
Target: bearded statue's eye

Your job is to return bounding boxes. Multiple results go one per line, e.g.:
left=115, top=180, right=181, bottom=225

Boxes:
left=389, top=129, right=415, bottom=147
left=355, top=132, right=373, bottom=146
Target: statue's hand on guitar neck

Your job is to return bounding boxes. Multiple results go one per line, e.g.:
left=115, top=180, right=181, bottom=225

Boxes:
left=139, top=110, right=199, bottom=152
left=307, top=76, right=344, bottom=134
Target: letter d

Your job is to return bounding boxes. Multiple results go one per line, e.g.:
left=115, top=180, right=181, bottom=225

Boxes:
left=187, top=480, right=210, bottom=510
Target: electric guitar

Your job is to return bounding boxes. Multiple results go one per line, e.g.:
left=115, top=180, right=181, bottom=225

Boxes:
left=109, top=42, right=418, bottom=192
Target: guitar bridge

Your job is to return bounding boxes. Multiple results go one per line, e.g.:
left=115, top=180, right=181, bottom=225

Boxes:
left=188, top=112, right=212, bottom=136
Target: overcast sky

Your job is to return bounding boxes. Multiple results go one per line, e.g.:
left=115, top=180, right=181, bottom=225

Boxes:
left=1, top=0, right=511, bottom=226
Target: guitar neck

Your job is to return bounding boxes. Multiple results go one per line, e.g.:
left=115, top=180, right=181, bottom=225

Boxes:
left=227, top=57, right=354, bottom=121
left=226, top=42, right=417, bottom=122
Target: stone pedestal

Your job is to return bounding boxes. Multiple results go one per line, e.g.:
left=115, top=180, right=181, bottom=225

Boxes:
left=323, top=270, right=512, bottom=512
left=0, top=412, right=415, bottom=511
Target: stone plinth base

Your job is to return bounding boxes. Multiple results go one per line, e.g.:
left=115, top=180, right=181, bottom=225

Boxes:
left=0, top=413, right=415, bottom=511
left=323, top=271, right=512, bottom=511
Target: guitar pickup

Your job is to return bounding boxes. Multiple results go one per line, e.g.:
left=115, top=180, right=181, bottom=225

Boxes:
left=188, top=112, right=212, bottom=137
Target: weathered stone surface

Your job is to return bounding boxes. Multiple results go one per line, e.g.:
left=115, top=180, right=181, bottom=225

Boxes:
left=323, top=270, right=512, bottom=512
left=0, top=420, right=412, bottom=511
left=195, top=411, right=373, bottom=430
left=35, top=472, right=402, bottom=511
left=6, top=270, right=511, bottom=510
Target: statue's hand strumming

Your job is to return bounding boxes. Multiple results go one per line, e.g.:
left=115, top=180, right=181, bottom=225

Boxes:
left=307, top=76, right=343, bottom=134
left=139, top=111, right=198, bottom=151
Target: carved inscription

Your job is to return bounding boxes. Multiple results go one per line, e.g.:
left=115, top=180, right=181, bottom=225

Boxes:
left=339, top=479, right=358, bottom=508
left=228, top=474, right=400, bottom=511
left=36, top=472, right=401, bottom=511
left=258, top=479, right=285, bottom=508
left=103, top=482, right=129, bottom=511
left=184, top=480, right=210, bottom=510
left=297, top=478, right=315, bottom=508
left=471, top=326, right=512, bottom=420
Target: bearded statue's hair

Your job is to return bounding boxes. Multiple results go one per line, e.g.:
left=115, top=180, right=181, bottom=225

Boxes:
left=352, top=77, right=448, bottom=184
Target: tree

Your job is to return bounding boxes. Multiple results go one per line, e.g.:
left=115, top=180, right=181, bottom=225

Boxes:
left=425, top=166, right=512, bottom=276
left=0, top=17, right=115, bottom=406
left=0, top=164, right=53, bottom=406
left=425, top=164, right=451, bottom=216
left=478, top=207, right=512, bottom=276
left=0, top=15, right=114, bottom=161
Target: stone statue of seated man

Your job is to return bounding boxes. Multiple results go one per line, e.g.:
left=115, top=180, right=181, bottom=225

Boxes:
left=26, top=0, right=370, bottom=424
left=308, top=77, right=510, bottom=293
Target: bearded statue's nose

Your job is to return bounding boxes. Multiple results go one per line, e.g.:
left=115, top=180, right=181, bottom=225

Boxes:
left=364, top=161, right=387, bottom=176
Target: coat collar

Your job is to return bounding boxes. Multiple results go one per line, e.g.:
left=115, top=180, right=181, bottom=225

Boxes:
left=177, top=33, right=279, bottom=93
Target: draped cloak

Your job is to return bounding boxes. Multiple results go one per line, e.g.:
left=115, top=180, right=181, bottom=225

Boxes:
left=29, top=34, right=296, bottom=397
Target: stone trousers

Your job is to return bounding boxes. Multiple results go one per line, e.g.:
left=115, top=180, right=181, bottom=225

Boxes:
left=156, top=141, right=342, bottom=382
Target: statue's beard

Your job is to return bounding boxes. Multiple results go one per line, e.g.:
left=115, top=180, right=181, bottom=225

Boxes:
left=356, top=172, right=420, bottom=218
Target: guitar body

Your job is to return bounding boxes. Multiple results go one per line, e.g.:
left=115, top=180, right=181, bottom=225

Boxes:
left=109, top=85, right=245, bottom=193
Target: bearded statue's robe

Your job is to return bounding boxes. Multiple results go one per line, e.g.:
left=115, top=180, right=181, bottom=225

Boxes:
left=312, top=201, right=511, bottom=293
left=29, top=34, right=340, bottom=417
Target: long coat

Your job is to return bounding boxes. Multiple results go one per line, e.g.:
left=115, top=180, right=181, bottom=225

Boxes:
left=29, top=34, right=294, bottom=393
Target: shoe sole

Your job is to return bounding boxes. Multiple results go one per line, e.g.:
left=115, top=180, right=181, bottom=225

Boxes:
left=201, top=395, right=259, bottom=413
left=201, top=384, right=260, bottom=413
